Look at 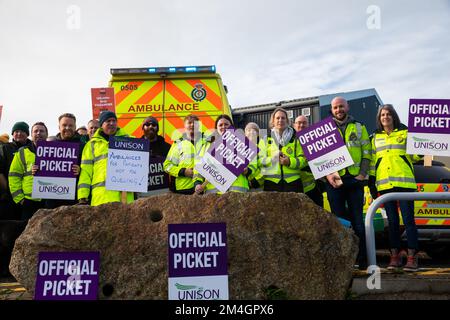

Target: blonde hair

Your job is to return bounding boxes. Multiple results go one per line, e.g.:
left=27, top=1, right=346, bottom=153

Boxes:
left=269, top=107, right=290, bottom=129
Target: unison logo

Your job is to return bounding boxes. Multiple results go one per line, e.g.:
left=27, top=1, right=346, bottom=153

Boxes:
left=175, top=283, right=220, bottom=300
left=37, top=180, right=70, bottom=195
left=313, top=155, right=346, bottom=172
left=412, top=137, right=449, bottom=151
left=202, top=158, right=227, bottom=185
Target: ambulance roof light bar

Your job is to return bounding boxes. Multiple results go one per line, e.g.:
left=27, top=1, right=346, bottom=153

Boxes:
left=110, top=65, right=216, bottom=75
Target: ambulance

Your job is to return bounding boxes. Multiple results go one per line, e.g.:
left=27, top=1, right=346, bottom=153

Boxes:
left=109, top=65, right=232, bottom=142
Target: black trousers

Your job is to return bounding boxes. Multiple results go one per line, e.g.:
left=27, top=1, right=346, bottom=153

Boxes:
left=21, top=199, right=44, bottom=221
left=263, top=179, right=303, bottom=193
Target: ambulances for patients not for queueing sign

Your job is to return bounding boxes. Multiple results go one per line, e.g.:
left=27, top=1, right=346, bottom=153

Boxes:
left=34, top=252, right=99, bottom=300
left=407, top=99, right=450, bottom=157
left=194, top=129, right=258, bottom=193
left=106, top=136, right=149, bottom=193
left=32, top=141, right=79, bottom=200
left=297, top=116, right=354, bottom=180
left=168, top=223, right=229, bottom=300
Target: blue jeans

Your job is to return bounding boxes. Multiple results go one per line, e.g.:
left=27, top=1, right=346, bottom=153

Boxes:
left=325, top=176, right=366, bottom=260
left=379, top=187, right=418, bottom=251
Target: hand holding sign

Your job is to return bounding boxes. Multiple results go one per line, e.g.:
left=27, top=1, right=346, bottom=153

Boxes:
left=326, top=172, right=343, bottom=189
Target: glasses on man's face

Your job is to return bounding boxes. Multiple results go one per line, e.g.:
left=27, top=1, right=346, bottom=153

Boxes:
left=143, top=122, right=157, bottom=127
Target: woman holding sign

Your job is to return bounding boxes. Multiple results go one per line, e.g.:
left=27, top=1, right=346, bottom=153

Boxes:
left=193, top=115, right=251, bottom=194
left=261, top=108, right=307, bottom=192
left=369, top=104, right=422, bottom=272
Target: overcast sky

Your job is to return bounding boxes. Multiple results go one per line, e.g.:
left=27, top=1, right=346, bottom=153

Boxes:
left=1, top=0, right=449, bottom=135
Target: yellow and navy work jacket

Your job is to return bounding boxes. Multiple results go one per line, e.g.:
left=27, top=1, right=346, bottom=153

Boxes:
left=164, top=133, right=206, bottom=192
left=337, top=120, right=371, bottom=176
left=369, top=125, right=421, bottom=191
left=260, top=134, right=307, bottom=184
left=77, top=128, right=134, bottom=206
left=193, top=134, right=250, bottom=194
left=8, top=144, right=40, bottom=203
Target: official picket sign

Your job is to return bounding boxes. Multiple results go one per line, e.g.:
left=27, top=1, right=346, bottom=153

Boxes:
left=297, top=116, right=354, bottom=179
left=91, top=87, right=116, bottom=120
left=34, top=252, right=99, bottom=300
left=147, top=156, right=169, bottom=191
left=407, top=98, right=450, bottom=156
left=32, top=141, right=79, bottom=200
left=168, top=223, right=229, bottom=300
left=106, top=136, right=149, bottom=193
left=194, top=129, right=258, bottom=193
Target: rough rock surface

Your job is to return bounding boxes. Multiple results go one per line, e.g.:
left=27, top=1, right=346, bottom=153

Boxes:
left=10, top=192, right=358, bottom=299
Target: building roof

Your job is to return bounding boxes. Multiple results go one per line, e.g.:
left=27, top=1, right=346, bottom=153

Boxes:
left=232, top=88, right=382, bottom=114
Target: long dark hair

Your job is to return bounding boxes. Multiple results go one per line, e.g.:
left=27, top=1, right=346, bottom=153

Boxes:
left=214, top=114, right=234, bottom=129
left=376, top=104, right=401, bottom=131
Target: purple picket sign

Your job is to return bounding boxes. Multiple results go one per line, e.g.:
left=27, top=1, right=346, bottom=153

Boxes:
left=34, top=252, right=100, bottom=300
left=408, top=99, right=450, bottom=134
left=296, top=116, right=345, bottom=161
left=207, top=129, right=258, bottom=177
left=168, top=223, right=228, bottom=278
left=35, top=141, right=79, bottom=178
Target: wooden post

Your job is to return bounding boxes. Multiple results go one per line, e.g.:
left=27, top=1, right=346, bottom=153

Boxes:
left=424, top=155, right=433, bottom=167
left=121, top=191, right=127, bottom=204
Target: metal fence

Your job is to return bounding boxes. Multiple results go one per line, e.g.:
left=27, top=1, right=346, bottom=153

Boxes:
left=365, top=192, right=450, bottom=267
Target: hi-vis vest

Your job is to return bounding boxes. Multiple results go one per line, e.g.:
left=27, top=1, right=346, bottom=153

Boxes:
left=369, top=127, right=420, bottom=191
left=77, top=128, right=134, bottom=206
left=164, top=134, right=206, bottom=192
left=8, top=146, right=40, bottom=203
left=247, top=138, right=266, bottom=188
left=193, top=136, right=250, bottom=194
left=337, top=121, right=371, bottom=176
left=300, top=168, right=316, bottom=193
left=260, top=134, right=307, bottom=184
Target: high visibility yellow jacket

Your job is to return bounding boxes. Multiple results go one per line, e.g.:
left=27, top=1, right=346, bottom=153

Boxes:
left=247, top=138, right=265, bottom=189
left=193, top=134, right=250, bottom=194
left=300, top=167, right=316, bottom=193
left=337, top=120, right=372, bottom=176
left=164, top=133, right=206, bottom=192
left=8, top=145, right=40, bottom=203
left=77, top=128, right=134, bottom=206
left=260, top=133, right=307, bottom=184
left=369, top=125, right=421, bottom=191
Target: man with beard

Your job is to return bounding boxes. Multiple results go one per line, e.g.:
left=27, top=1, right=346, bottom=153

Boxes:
left=325, top=97, right=371, bottom=270
left=141, top=116, right=171, bottom=157
left=138, top=116, right=171, bottom=196
left=0, top=122, right=33, bottom=220
left=43, top=113, right=85, bottom=209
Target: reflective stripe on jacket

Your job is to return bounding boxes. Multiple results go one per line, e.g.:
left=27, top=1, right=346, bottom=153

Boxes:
left=260, top=135, right=307, bottom=184
left=369, top=126, right=419, bottom=191
left=8, top=146, right=40, bottom=203
left=337, top=121, right=371, bottom=176
left=77, top=128, right=134, bottom=206
left=164, top=134, right=206, bottom=192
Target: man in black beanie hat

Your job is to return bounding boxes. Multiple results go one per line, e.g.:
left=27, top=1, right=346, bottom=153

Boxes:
left=137, top=116, right=171, bottom=197
left=141, top=116, right=171, bottom=157
left=78, top=111, right=134, bottom=206
left=0, top=121, right=33, bottom=220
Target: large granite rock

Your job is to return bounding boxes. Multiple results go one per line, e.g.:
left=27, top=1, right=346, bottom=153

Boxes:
left=10, top=192, right=358, bottom=299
